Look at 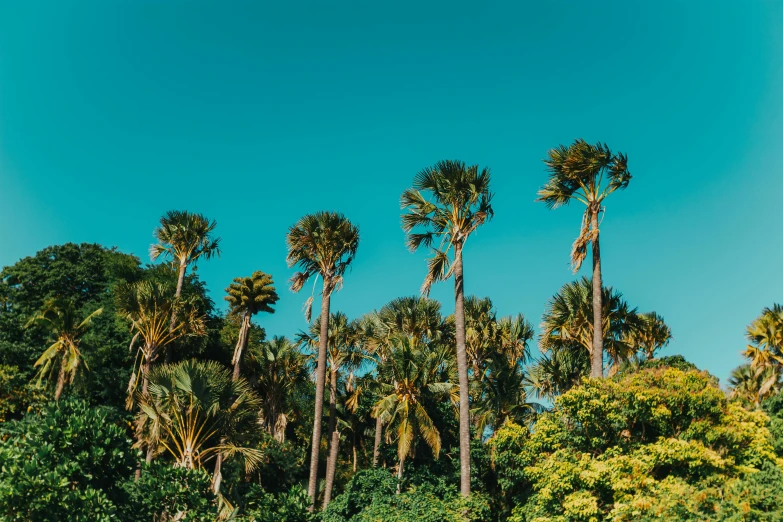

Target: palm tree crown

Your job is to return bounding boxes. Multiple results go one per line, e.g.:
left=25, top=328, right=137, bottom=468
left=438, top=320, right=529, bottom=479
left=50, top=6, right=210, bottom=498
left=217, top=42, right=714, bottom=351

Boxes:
left=150, top=210, right=221, bottom=269
left=286, top=211, right=360, bottom=305
left=742, top=304, right=783, bottom=397
left=225, top=271, right=279, bottom=317
left=26, top=298, right=103, bottom=400
left=135, top=359, right=262, bottom=472
left=625, top=312, right=672, bottom=360
left=225, top=271, right=280, bottom=380
left=401, top=160, right=493, bottom=295
left=537, top=140, right=630, bottom=271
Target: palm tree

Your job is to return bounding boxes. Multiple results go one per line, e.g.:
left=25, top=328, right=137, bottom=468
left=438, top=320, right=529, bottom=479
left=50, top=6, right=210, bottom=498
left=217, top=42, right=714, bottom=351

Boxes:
left=246, top=336, right=309, bottom=443
left=115, top=280, right=206, bottom=466
left=742, top=304, right=783, bottom=397
left=297, top=312, right=364, bottom=509
left=26, top=299, right=103, bottom=400
left=286, top=211, right=360, bottom=508
left=728, top=363, right=781, bottom=408
left=624, top=312, right=672, bottom=360
left=528, top=347, right=591, bottom=401
left=361, top=296, right=448, bottom=467
left=116, top=280, right=206, bottom=400
left=462, top=302, right=538, bottom=436
left=224, top=271, right=280, bottom=381
left=537, top=140, right=631, bottom=378
left=539, top=278, right=640, bottom=379
left=134, top=360, right=263, bottom=476
left=372, top=336, right=456, bottom=493
left=401, top=160, right=493, bottom=496
left=150, top=210, right=220, bottom=361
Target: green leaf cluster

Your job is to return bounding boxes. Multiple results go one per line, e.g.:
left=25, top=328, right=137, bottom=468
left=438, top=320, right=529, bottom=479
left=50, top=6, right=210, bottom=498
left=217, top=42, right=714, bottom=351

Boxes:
left=491, top=367, right=783, bottom=521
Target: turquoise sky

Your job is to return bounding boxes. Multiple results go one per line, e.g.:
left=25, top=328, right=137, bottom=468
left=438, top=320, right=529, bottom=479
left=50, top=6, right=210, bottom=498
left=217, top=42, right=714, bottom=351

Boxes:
left=1, top=1, right=782, bottom=385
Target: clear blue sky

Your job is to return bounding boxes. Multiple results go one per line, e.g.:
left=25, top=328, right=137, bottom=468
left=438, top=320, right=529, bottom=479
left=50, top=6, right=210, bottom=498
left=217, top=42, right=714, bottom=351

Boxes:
left=1, top=1, right=782, bottom=385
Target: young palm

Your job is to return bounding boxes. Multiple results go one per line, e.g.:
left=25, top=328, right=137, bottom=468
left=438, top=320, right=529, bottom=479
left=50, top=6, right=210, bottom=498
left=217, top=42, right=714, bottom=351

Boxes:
left=401, top=160, right=493, bottom=496
left=150, top=210, right=220, bottom=361
left=286, top=211, right=360, bottom=508
left=361, top=296, right=447, bottom=466
left=540, top=277, right=641, bottom=378
left=26, top=298, right=103, bottom=400
left=527, top=347, right=591, bottom=400
left=742, top=304, right=783, bottom=396
left=537, top=140, right=631, bottom=378
left=225, top=271, right=280, bottom=381
left=373, top=336, right=456, bottom=492
left=115, top=280, right=206, bottom=467
left=624, top=312, right=672, bottom=360
left=246, top=336, right=309, bottom=443
left=135, top=360, right=263, bottom=474
left=728, top=363, right=781, bottom=408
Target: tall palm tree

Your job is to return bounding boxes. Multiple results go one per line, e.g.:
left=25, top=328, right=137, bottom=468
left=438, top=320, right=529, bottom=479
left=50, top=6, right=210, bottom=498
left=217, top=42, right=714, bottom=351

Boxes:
left=26, top=298, right=103, bottom=401
left=246, top=336, right=309, bottom=443
left=728, top=363, right=781, bottom=408
left=539, top=278, right=640, bottom=379
left=624, top=312, right=672, bottom=360
left=286, top=211, right=360, bottom=508
left=742, top=304, right=783, bottom=397
left=401, top=160, right=493, bottom=496
left=373, top=336, right=456, bottom=492
left=537, top=140, right=631, bottom=378
left=134, top=360, right=263, bottom=475
left=361, top=296, right=448, bottom=467
left=297, top=312, right=364, bottom=509
left=150, top=210, right=220, bottom=361
left=224, top=271, right=280, bottom=381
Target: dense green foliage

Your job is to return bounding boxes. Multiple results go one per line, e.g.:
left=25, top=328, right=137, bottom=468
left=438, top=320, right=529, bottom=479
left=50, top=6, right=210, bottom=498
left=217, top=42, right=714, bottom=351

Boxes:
left=491, top=367, right=783, bottom=521
left=0, top=193, right=780, bottom=520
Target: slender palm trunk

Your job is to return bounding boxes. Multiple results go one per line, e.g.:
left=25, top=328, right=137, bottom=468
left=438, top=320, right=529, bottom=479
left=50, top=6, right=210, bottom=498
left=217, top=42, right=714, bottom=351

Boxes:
left=135, top=355, right=153, bottom=480
left=396, top=456, right=405, bottom=494
left=372, top=415, right=383, bottom=467
left=323, top=430, right=340, bottom=509
left=54, top=358, right=67, bottom=401
left=352, top=431, right=357, bottom=473
left=232, top=313, right=250, bottom=381
left=166, top=262, right=187, bottom=364
left=453, top=246, right=471, bottom=497
left=590, top=210, right=603, bottom=378
left=307, top=281, right=331, bottom=510
left=323, top=368, right=339, bottom=508
left=214, top=322, right=248, bottom=494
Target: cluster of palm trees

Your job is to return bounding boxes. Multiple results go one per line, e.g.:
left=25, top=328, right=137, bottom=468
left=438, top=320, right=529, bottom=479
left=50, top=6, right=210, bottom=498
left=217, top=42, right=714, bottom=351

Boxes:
left=27, top=139, right=680, bottom=512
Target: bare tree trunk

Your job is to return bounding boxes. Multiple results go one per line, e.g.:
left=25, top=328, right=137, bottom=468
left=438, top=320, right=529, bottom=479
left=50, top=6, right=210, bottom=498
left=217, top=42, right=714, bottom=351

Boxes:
left=232, top=313, right=250, bottom=381
left=54, top=359, right=67, bottom=401
left=307, top=282, right=331, bottom=510
left=166, top=262, right=187, bottom=364
left=453, top=246, right=471, bottom=497
left=372, top=415, right=383, bottom=467
left=323, top=368, right=339, bottom=509
left=590, top=210, right=603, bottom=378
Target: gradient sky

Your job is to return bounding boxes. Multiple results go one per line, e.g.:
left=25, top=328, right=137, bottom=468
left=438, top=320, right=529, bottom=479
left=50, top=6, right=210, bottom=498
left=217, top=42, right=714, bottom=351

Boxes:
left=1, top=1, right=782, bottom=385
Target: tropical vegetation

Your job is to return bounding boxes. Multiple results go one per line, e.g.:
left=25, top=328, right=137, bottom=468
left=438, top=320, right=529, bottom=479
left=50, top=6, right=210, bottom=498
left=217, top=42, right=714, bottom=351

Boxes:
left=0, top=146, right=780, bottom=520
